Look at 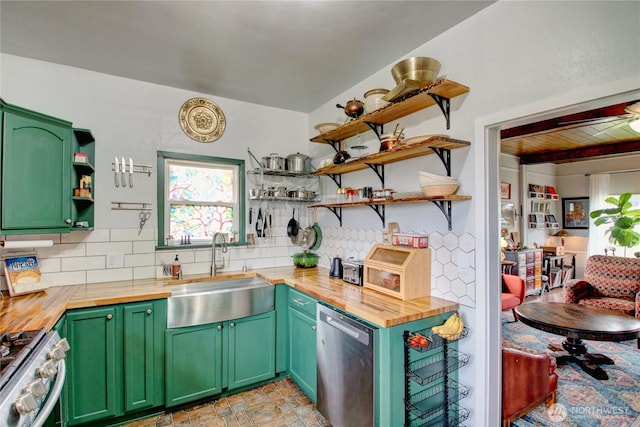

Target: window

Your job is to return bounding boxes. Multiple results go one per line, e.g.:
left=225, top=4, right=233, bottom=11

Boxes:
left=157, top=151, right=245, bottom=248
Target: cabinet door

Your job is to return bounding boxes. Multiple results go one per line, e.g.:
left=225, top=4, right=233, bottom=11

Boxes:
left=227, top=311, right=276, bottom=390
left=165, top=323, right=223, bottom=407
left=123, top=302, right=155, bottom=412
left=288, top=307, right=317, bottom=402
left=2, top=111, right=71, bottom=231
left=66, top=306, right=119, bottom=425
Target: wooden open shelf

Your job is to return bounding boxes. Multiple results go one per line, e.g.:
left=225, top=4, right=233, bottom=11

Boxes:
left=311, top=79, right=470, bottom=144
left=313, top=136, right=470, bottom=176
left=308, top=194, right=471, bottom=209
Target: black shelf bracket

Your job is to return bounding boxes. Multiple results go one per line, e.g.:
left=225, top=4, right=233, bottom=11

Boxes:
left=427, top=93, right=451, bottom=130
left=430, top=147, right=452, bottom=176
left=324, top=140, right=341, bottom=153
left=324, top=206, right=342, bottom=226
left=326, top=173, right=342, bottom=188
left=367, top=204, right=386, bottom=227
left=364, top=163, right=385, bottom=187
left=431, top=200, right=453, bottom=231
left=364, top=122, right=384, bottom=140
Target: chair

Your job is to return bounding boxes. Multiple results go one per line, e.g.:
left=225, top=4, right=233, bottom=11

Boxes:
left=564, top=255, right=640, bottom=318
left=564, top=255, right=640, bottom=347
left=502, top=347, right=558, bottom=426
left=502, top=274, right=526, bottom=321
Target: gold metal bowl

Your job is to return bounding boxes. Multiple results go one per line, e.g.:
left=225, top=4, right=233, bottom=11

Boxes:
left=391, top=57, right=441, bottom=85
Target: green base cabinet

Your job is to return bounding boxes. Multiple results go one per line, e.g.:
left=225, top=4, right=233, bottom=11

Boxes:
left=63, top=300, right=166, bottom=426
left=287, top=288, right=318, bottom=403
left=227, top=311, right=276, bottom=390
left=165, top=323, right=224, bottom=407
left=165, top=311, right=276, bottom=408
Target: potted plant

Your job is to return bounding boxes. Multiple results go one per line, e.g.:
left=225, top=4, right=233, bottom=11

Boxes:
left=589, top=193, right=640, bottom=257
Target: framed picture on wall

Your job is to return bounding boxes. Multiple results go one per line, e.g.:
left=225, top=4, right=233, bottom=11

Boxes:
left=500, top=182, right=511, bottom=199
left=562, top=197, right=589, bottom=229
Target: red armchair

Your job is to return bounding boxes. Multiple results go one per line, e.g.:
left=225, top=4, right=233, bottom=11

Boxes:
left=502, top=348, right=558, bottom=426
left=502, top=274, right=526, bottom=321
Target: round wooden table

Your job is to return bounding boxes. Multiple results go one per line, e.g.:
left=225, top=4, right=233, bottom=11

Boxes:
left=515, top=302, right=640, bottom=380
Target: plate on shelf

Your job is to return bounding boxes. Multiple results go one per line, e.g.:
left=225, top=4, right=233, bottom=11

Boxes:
left=403, top=134, right=450, bottom=145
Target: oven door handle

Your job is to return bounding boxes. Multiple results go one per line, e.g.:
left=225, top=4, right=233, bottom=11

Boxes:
left=32, top=359, right=66, bottom=427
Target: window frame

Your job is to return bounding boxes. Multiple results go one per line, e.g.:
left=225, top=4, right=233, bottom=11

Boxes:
left=156, top=151, right=245, bottom=249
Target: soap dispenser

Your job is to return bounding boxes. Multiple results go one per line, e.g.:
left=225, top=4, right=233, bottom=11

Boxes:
left=172, top=254, right=182, bottom=279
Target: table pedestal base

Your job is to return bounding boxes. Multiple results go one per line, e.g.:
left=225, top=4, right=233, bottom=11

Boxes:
left=548, top=339, right=614, bottom=380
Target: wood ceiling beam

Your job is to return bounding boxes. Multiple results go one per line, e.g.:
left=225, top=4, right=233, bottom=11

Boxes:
left=519, top=140, right=640, bottom=165
left=501, top=101, right=638, bottom=139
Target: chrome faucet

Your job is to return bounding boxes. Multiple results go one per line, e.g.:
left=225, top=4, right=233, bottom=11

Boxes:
left=210, top=232, right=228, bottom=276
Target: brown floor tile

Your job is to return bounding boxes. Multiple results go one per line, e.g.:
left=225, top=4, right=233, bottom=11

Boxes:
left=121, top=378, right=327, bottom=427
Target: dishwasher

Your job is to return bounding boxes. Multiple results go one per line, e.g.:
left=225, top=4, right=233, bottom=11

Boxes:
left=317, top=304, right=377, bottom=427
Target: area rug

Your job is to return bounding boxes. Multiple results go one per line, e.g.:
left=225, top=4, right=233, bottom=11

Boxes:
left=501, top=313, right=640, bottom=427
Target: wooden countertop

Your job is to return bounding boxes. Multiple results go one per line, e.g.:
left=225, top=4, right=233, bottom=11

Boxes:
left=0, top=266, right=458, bottom=332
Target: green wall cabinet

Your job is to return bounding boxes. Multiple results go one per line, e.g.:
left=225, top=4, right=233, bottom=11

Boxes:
left=63, top=300, right=166, bottom=425
left=0, top=100, right=95, bottom=234
left=287, top=288, right=318, bottom=403
left=165, top=311, right=276, bottom=408
left=1, top=101, right=72, bottom=233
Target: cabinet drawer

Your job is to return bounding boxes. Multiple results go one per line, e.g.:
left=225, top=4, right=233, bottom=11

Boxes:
left=288, top=289, right=317, bottom=318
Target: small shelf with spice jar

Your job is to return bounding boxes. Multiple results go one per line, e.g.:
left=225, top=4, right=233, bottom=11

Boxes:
left=71, top=128, right=95, bottom=230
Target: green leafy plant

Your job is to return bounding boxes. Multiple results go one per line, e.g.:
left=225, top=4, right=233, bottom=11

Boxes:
left=589, top=193, right=640, bottom=255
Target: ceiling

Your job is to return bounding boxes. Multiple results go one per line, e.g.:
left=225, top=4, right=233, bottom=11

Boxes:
left=0, top=0, right=493, bottom=113
left=500, top=101, right=640, bottom=164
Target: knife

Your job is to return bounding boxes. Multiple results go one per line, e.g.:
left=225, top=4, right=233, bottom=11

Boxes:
left=114, top=157, right=120, bottom=187
left=121, top=157, right=127, bottom=187
left=129, top=157, right=134, bottom=187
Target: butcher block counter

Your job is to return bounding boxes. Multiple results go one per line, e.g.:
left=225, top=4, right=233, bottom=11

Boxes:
left=0, top=266, right=458, bottom=332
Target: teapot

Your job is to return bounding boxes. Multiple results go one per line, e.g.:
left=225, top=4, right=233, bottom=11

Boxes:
left=336, top=98, right=365, bottom=119
left=329, top=255, right=343, bottom=278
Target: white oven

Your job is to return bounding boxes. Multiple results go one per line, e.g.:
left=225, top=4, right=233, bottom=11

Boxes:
left=0, top=329, right=69, bottom=427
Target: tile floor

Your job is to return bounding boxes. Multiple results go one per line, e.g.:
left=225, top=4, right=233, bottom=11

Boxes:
left=120, top=377, right=330, bottom=427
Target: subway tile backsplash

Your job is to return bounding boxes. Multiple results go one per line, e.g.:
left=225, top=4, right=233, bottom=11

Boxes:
left=0, top=227, right=476, bottom=307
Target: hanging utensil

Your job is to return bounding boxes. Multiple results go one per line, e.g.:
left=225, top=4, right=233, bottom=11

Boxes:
left=263, top=206, right=268, bottom=238
left=249, top=207, right=253, bottom=225
left=114, top=157, right=120, bottom=188
left=310, top=208, right=323, bottom=251
left=256, top=208, right=263, bottom=238
left=287, top=208, right=299, bottom=238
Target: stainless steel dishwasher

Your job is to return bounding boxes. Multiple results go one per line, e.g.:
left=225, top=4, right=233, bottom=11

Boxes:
left=317, top=304, right=376, bottom=427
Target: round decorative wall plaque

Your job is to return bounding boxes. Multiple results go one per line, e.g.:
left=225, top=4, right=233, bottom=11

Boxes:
left=178, top=97, right=226, bottom=143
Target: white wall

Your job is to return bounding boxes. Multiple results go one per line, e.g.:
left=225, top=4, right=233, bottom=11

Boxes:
left=1, top=1, right=640, bottom=425
left=309, top=2, right=639, bottom=425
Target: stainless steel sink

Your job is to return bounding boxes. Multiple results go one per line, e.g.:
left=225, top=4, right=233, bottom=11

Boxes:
left=167, top=277, right=274, bottom=328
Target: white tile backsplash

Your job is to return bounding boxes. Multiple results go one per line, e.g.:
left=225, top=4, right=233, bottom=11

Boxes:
left=1, top=226, right=476, bottom=307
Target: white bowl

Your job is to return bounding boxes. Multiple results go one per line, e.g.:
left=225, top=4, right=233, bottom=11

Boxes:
left=363, top=88, right=390, bottom=113
left=421, top=183, right=459, bottom=197
left=314, top=122, right=340, bottom=134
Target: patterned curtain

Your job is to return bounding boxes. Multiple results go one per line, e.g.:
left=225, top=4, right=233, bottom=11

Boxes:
left=588, top=173, right=610, bottom=256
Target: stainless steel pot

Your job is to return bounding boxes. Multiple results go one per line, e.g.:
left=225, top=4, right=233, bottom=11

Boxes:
left=249, top=186, right=264, bottom=198
left=267, top=186, right=287, bottom=198
left=286, top=152, right=312, bottom=173
left=287, top=187, right=308, bottom=199
left=262, top=153, right=286, bottom=170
